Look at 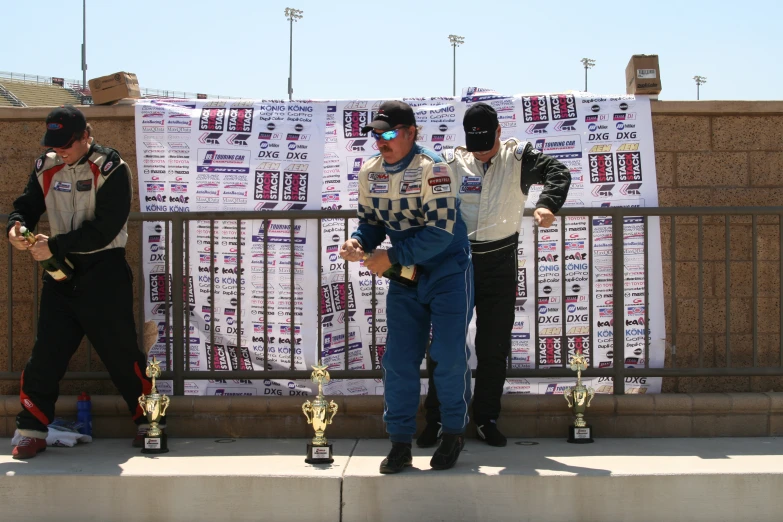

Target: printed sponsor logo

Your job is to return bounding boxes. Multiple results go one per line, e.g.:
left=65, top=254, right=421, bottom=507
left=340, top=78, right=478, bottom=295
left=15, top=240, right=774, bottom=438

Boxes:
left=538, top=337, right=562, bottom=366
left=620, top=182, right=643, bottom=196
left=282, top=171, right=308, bottom=202
left=199, top=132, right=222, bottom=145
left=197, top=149, right=249, bottom=174
left=199, top=107, right=226, bottom=131
left=554, top=119, right=577, bottom=132
left=343, top=110, right=368, bottom=138
left=549, top=94, right=577, bottom=120
left=522, top=95, right=549, bottom=122
left=616, top=151, right=642, bottom=181
left=346, top=139, right=368, bottom=152
left=349, top=157, right=364, bottom=180
left=533, top=135, right=583, bottom=159
left=149, top=274, right=168, bottom=302
left=588, top=153, right=615, bottom=183
left=592, top=184, right=614, bottom=198
left=526, top=123, right=549, bottom=134
left=254, top=170, right=280, bottom=201
left=226, top=133, right=251, bottom=146
left=227, top=107, right=253, bottom=132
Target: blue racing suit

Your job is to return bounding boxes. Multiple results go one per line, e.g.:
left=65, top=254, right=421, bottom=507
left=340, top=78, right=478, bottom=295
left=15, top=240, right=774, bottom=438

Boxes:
left=352, top=145, right=474, bottom=442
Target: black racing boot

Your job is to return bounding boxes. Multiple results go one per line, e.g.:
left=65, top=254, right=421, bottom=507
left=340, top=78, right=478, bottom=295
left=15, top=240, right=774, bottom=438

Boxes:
left=430, top=433, right=465, bottom=470
left=379, top=442, right=413, bottom=474
left=476, top=421, right=507, bottom=447
left=416, top=422, right=442, bottom=448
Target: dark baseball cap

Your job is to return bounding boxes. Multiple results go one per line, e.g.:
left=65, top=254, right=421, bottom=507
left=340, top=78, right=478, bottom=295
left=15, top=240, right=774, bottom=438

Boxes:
left=361, top=100, right=416, bottom=133
left=463, top=103, right=499, bottom=152
left=41, top=106, right=87, bottom=147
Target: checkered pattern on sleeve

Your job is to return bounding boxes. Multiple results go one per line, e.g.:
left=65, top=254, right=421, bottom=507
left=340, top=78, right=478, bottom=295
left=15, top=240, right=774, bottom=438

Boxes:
left=423, top=197, right=457, bottom=235
left=367, top=197, right=425, bottom=231
left=357, top=203, right=380, bottom=226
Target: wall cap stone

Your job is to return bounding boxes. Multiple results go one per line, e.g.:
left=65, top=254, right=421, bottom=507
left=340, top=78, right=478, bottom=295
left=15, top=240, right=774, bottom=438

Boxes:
left=2, top=100, right=783, bottom=122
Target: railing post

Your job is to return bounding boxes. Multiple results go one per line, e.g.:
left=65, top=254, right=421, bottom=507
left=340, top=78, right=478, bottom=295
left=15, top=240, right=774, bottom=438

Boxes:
left=171, top=216, right=185, bottom=395
left=612, top=209, right=626, bottom=395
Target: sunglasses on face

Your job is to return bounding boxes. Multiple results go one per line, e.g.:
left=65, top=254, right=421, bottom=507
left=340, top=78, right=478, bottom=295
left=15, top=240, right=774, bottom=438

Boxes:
left=370, top=128, right=402, bottom=141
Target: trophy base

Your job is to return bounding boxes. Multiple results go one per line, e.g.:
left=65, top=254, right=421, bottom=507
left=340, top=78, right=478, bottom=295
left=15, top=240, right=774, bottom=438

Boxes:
left=567, top=425, right=594, bottom=444
left=305, top=443, right=333, bottom=464
left=141, top=434, right=170, bottom=454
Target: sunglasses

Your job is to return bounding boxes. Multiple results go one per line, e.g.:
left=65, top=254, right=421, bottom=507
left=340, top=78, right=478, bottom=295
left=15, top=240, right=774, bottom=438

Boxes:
left=370, top=128, right=402, bottom=141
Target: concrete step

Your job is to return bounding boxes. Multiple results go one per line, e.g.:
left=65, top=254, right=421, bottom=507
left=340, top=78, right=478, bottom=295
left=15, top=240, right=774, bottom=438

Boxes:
left=2, top=437, right=783, bottom=521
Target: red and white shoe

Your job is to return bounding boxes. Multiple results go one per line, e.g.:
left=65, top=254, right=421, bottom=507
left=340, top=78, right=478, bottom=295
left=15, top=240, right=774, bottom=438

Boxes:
left=12, top=436, right=47, bottom=460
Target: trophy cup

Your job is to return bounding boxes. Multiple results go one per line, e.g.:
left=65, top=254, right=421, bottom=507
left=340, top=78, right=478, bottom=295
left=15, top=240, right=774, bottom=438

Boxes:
left=563, top=350, right=595, bottom=443
left=138, top=356, right=171, bottom=454
left=302, top=364, right=339, bottom=464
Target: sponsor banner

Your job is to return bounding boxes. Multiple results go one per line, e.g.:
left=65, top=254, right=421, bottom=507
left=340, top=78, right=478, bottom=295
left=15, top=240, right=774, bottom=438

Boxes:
left=137, top=92, right=663, bottom=395
left=135, top=100, right=325, bottom=395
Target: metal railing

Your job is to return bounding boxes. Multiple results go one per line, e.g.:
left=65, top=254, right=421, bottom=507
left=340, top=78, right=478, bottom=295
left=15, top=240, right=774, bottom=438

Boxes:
left=4, top=206, right=783, bottom=395
left=0, top=71, right=242, bottom=101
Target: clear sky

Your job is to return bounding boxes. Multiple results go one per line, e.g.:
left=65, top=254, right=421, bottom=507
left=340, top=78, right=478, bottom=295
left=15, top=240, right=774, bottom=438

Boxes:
left=3, top=0, right=781, bottom=101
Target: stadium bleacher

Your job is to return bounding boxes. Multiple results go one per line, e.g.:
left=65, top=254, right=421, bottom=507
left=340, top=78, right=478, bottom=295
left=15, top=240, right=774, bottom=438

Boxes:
left=0, top=84, right=21, bottom=106
left=0, top=78, right=81, bottom=107
left=0, top=71, right=239, bottom=107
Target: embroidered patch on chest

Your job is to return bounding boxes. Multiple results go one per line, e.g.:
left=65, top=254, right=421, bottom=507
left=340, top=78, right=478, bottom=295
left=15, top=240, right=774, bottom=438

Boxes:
left=403, top=168, right=422, bottom=181
left=399, top=181, right=421, bottom=195
left=76, top=179, right=93, bottom=191
left=370, top=182, right=389, bottom=194
left=459, top=176, right=482, bottom=194
left=53, top=181, right=72, bottom=192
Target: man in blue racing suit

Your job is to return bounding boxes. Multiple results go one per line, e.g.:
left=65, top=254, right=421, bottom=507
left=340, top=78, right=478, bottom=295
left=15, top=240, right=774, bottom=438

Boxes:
left=340, top=101, right=473, bottom=473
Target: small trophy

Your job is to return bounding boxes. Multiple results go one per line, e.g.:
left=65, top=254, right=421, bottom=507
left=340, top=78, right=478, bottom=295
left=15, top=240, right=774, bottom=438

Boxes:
left=138, top=356, right=171, bottom=454
left=302, top=364, right=339, bottom=464
left=563, top=350, right=595, bottom=444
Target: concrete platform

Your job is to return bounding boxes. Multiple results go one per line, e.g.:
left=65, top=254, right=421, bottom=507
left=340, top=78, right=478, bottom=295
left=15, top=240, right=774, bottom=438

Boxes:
left=2, top=437, right=783, bottom=521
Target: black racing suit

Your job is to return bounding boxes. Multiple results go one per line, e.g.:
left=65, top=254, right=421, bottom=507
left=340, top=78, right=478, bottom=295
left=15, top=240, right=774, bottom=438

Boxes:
left=8, top=142, right=151, bottom=438
left=425, top=140, right=571, bottom=426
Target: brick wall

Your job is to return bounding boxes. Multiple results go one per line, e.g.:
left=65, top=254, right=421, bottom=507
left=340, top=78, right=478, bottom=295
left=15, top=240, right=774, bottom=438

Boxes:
left=1, top=101, right=782, bottom=395
left=652, top=102, right=783, bottom=392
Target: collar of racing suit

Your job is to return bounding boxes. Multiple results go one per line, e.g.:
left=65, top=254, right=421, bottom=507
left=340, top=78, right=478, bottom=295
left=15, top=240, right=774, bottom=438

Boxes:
left=381, top=144, right=420, bottom=174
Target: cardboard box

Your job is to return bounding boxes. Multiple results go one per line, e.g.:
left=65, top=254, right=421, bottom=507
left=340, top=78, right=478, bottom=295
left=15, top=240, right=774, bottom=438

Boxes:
left=88, top=72, right=141, bottom=105
left=625, top=55, right=662, bottom=95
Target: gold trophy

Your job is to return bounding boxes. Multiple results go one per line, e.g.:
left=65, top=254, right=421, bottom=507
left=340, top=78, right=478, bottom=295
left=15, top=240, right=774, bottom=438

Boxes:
left=563, top=350, right=595, bottom=443
left=138, top=356, right=171, bottom=454
left=302, top=364, right=339, bottom=464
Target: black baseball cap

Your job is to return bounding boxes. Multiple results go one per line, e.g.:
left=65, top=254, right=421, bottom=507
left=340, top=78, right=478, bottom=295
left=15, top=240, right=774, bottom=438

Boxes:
left=41, top=105, right=87, bottom=147
left=361, top=100, right=416, bottom=133
left=463, top=103, right=499, bottom=152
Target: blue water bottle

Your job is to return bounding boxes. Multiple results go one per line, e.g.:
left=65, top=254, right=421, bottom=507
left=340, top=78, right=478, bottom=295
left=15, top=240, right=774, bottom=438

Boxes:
left=77, top=392, right=92, bottom=436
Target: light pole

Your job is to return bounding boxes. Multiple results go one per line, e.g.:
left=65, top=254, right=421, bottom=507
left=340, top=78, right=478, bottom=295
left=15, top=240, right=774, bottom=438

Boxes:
left=693, top=75, right=707, bottom=100
left=82, top=0, right=87, bottom=89
left=284, top=7, right=303, bottom=101
left=581, top=58, right=596, bottom=92
left=448, top=34, right=464, bottom=97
